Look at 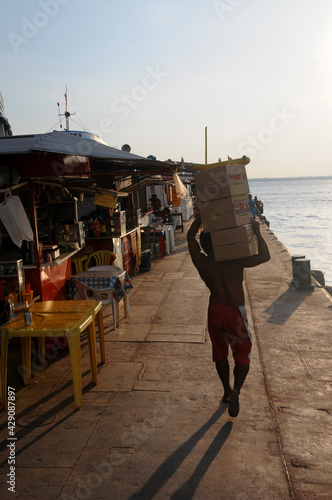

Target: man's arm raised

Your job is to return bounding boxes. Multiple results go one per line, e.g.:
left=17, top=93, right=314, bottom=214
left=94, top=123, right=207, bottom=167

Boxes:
left=187, top=215, right=207, bottom=269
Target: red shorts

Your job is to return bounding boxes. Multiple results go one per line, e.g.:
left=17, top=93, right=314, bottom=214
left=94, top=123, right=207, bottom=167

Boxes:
left=207, top=303, right=252, bottom=365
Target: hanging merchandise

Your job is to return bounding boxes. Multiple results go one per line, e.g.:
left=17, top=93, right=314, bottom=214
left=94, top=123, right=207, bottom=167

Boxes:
left=94, top=192, right=118, bottom=209
left=0, top=195, right=34, bottom=248
left=173, top=173, right=190, bottom=200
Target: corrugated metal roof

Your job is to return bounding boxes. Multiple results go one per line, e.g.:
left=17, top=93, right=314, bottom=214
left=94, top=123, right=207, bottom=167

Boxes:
left=0, top=130, right=148, bottom=160
left=32, top=131, right=147, bottom=160
left=32, top=179, right=128, bottom=197
left=0, top=134, right=37, bottom=154
left=124, top=176, right=165, bottom=194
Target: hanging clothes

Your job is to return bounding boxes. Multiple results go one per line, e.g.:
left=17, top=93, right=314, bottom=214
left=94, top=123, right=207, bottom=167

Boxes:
left=0, top=195, right=34, bottom=248
left=173, top=173, right=190, bottom=200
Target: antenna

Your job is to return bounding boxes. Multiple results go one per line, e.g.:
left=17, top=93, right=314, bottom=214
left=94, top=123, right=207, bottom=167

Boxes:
left=57, top=85, right=75, bottom=131
left=64, top=86, right=70, bottom=131
left=57, top=101, right=63, bottom=129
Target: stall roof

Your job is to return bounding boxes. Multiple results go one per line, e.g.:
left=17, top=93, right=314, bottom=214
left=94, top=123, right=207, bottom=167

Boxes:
left=0, top=131, right=142, bottom=158
left=0, top=130, right=175, bottom=168
left=123, top=175, right=172, bottom=194
left=32, top=179, right=128, bottom=197
left=0, top=130, right=177, bottom=182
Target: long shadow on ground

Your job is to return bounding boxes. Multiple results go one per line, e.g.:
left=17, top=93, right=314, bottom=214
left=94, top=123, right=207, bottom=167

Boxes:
left=129, top=405, right=232, bottom=499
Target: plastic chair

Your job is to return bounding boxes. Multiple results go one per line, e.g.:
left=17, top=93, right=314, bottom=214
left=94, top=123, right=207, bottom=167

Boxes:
left=164, top=224, right=176, bottom=252
left=84, top=250, right=116, bottom=270
left=87, top=265, right=130, bottom=319
left=72, top=278, right=120, bottom=330
left=141, top=226, right=163, bottom=258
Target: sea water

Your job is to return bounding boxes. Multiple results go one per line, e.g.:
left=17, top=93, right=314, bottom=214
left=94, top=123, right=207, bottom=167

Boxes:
left=248, top=176, right=332, bottom=286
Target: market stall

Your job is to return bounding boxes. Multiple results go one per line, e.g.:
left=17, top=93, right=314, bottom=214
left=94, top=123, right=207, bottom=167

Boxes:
left=0, top=131, right=178, bottom=302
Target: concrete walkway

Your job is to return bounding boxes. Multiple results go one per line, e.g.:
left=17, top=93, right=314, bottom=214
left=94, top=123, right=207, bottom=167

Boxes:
left=0, top=220, right=331, bottom=499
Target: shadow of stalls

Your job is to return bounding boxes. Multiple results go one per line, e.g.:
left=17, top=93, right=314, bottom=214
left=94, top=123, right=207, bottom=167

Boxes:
left=264, top=287, right=314, bottom=325
left=128, top=405, right=232, bottom=500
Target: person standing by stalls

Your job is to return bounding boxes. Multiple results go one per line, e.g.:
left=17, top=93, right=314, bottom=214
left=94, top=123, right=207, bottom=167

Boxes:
left=187, top=215, right=270, bottom=417
left=162, top=206, right=174, bottom=224
left=248, top=194, right=256, bottom=218
left=149, top=194, right=162, bottom=212
left=254, top=196, right=264, bottom=215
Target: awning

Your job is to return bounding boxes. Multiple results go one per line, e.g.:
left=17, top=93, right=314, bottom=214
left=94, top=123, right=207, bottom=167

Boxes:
left=0, top=130, right=176, bottom=168
left=31, top=130, right=147, bottom=160
left=32, top=179, right=129, bottom=197
left=122, top=176, right=166, bottom=194
left=0, top=130, right=144, bottom=159
left=0, top=131, right=177, bottom=179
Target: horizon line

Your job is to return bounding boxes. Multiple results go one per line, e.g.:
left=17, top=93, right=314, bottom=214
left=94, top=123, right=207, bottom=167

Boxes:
left=248, top=175, right=332, bottom=180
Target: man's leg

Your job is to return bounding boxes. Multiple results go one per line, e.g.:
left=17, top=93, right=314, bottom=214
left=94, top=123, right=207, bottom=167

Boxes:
left=228, top=306, right=252, bottom=417
left=216, top=356, right=232, bottom=402
left=228, top=363, right=250, bottom=417
left=233, top=364, right=250, bottom=394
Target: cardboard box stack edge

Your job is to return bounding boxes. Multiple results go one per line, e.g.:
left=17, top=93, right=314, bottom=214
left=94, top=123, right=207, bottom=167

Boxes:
left=193, top=158, right=258, bottom=261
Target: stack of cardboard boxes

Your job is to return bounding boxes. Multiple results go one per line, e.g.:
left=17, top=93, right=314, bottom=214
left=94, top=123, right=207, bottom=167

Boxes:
left=193, top=158, right=258, bottom=261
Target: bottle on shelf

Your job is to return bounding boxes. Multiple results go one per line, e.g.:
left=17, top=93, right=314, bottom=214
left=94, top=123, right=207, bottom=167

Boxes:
left=94, top=218, right=101, bottom=237
left=100, top=216, right=107, bottom=237
left=88, top=217, right=95, bottom=237
left=83, top=220, right=89, bottom=238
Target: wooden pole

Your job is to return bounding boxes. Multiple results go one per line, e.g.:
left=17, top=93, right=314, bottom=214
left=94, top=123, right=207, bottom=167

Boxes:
left=205, top=126, right=207, bottom=165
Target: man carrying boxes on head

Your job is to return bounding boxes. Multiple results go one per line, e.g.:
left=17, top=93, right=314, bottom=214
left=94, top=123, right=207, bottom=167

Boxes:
left=187, top=157, right=270, bottom=418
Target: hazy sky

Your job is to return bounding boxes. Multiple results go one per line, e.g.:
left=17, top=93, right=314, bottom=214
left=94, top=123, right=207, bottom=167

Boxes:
left=1, top=0, right=332, bottom=178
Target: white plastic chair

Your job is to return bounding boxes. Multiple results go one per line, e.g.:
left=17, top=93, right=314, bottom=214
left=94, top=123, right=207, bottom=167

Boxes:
left=140, top=226, right=160, bottom=258
left=72, top=278, right=120, bottom=330
left=85, top=265, right=130, bottom=318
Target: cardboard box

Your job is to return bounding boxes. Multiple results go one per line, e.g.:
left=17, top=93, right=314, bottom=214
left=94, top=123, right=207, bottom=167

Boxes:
left=5, top=293, right=18, bottom=306
left=194, top=163, right=250, bottom=205
left=210, top=224, right=258, bottom=261
left=200, top=194, right=251, bottom=232
left=22, top=291, right=33, bottom=303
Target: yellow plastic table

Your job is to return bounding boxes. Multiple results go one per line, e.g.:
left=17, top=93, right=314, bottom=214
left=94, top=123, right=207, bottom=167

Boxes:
left=30, top=300, right=105, bottom=365
left=1, top=309, right=97, bottom=410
